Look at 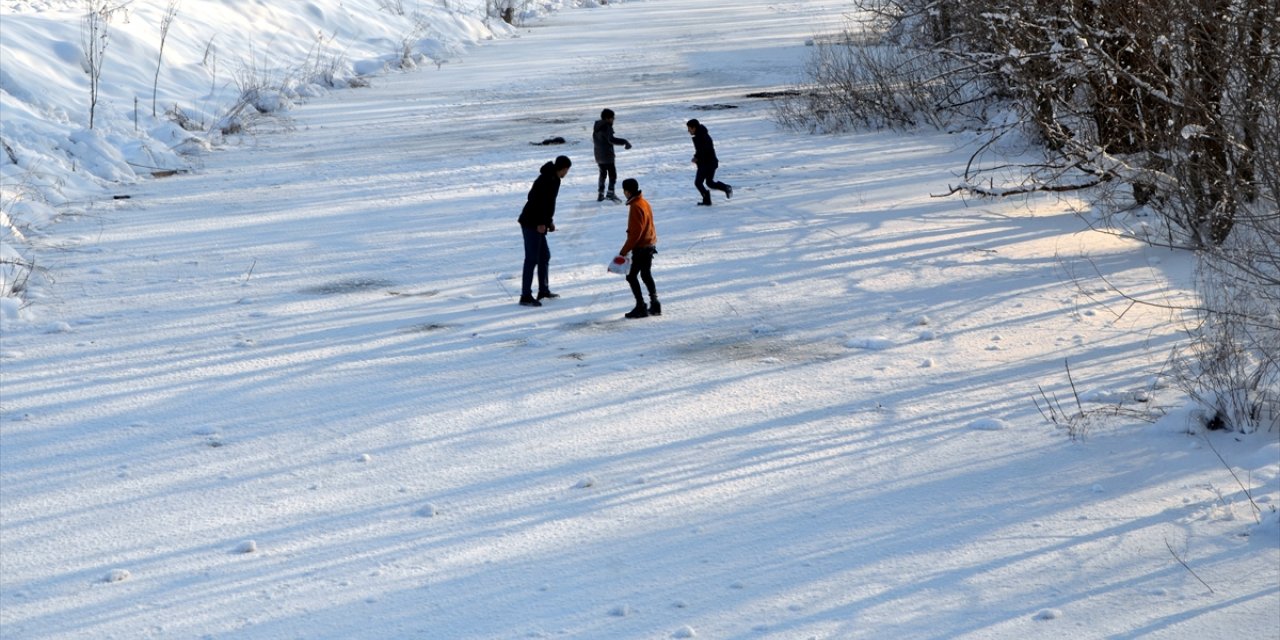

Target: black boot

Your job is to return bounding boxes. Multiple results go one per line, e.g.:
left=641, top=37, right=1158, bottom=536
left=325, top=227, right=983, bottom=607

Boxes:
left=624, top=302, right=649, bottom=319
left=648, top=298, right=661, bottom=316
left=537, top=290, right=560, bottom=300
left=519, top=295, right=541, bottom=307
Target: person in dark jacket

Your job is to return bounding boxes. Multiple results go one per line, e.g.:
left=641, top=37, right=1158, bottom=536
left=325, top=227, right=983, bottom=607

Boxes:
left=617, top=177, right=660, bottom=319
left=686, top=118, right=732, bottom=206
left=593, top=109, right=631, bottom=202
left=517, top=155, right=571, bottom=306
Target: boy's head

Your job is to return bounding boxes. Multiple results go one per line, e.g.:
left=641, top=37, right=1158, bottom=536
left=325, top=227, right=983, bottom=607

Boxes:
left=686, top=118, right=700, bottom=134
left=621, top=178, right=639, bottom=196
left=554, top=155, right=572, bottom=177
left=601, top=108, right=615, bottom=121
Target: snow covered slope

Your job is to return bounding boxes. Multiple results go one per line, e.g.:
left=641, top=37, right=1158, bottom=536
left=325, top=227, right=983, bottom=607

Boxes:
left=1, top=1, right=1276, bottom=639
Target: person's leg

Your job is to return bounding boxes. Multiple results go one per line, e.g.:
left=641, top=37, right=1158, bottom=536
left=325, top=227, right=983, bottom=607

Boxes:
left=626, top=268, right=643, bottom=303
left=536, top=232, right=551, bottom=294
left=636, top=247, right=659, bottom=314
left=520, top=225, right=540, bottom=302
left=606, top=164, right=618, bottom=196
left=639, top=248, right=656, bottom=298
left=597, top=165, right=607, bottom=198
left=705, top=166, right=731, bottom=194
left=694, top=166, right=712, bottom=204
left=625, top=253, right=649, bottom=317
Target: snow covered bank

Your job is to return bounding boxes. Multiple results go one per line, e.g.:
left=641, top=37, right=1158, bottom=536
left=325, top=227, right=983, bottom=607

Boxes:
left=0, top=0, right=599, bottom=307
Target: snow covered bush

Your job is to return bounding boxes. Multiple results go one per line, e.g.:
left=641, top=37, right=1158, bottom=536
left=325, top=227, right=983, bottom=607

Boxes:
left=1173, top=238, right=1280, bottom=433
left=485, top=0, right=529, bottom=25
left=772, top=27, right=975, bottom=132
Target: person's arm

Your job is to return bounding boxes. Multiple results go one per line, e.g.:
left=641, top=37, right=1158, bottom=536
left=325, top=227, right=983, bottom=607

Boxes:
left=619, top=204, right=644, bottom=255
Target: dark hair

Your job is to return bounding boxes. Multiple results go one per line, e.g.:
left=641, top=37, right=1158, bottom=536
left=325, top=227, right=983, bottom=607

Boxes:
left=686, top=119, right=700, bottom=128
left=601, top=108, right=615, bottom=120
left=621, top=178, right=639, bottom=193
left=554, top=155, right=572, bottom=170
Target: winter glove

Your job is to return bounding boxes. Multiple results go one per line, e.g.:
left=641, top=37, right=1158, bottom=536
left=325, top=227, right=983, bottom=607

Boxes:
left=624, top=142, right=632, bottom=150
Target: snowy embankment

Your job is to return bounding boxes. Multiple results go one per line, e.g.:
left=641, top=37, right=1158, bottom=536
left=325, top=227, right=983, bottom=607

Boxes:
left=0, top=0, right=592, bottom=316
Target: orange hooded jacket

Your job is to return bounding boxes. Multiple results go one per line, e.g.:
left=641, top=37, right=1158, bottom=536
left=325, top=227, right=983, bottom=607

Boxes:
left=620, top=192, right=657, bottom=256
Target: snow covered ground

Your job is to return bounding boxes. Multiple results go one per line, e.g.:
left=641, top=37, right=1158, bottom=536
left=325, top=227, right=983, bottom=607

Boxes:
left=2, top=0, right=1277, bottom=638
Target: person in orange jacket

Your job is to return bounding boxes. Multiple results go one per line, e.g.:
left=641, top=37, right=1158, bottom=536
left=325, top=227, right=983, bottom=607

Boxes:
left=617, top=177, right=660, bottom=318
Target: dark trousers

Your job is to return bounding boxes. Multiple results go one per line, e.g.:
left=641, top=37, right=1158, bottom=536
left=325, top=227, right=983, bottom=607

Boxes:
left=521, top=224, right=549, bottom=297
left=627, top=246, right=657, bottom=303
left=694, top=164, right=729, bottom=202
left=597, top=163, right=617, bottom=195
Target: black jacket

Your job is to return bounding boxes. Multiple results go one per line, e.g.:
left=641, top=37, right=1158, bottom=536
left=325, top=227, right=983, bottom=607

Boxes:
left=518, top=161, right=562, bottom=228
left=690, top=124, right=719, bottom=168
left=593, top=120, right=629, bottom=165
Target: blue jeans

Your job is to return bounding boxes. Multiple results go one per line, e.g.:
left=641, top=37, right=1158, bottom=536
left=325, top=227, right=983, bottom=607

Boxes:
left=521, top=224, right=549, bottom=297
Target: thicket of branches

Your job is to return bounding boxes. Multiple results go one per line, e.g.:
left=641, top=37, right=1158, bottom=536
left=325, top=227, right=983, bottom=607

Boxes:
left=778, top=0, right=1278, bottom=432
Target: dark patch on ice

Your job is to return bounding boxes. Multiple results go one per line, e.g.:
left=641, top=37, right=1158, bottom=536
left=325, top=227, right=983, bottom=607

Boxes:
left=531, top=136, right=567, bottom=146
left=517, top=116, right=577, bottom=124
left=561, top=318, right=624, bottom=332
left=745, top=90, right=804, bottom=99
left=690, top=103, right=738, bottom=111
left=402, top=322, right=451, bottom=333
left=302, top=278, right=395, bottom=295
left=559, top=352, right=586, bottom=361
left=670, top=334, right=842, bottom=364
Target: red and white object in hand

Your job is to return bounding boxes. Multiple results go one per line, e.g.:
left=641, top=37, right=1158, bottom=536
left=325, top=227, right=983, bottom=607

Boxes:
left=607, top=255, right=630, bottom=275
